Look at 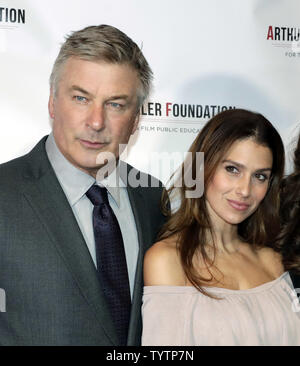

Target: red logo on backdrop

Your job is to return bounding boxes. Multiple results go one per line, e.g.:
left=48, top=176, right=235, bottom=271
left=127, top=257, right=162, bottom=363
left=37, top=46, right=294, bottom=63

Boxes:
left=267, top=26, right=300, bottom=41
left=266, top=25, right=300, bottom=58
left=141, top=102, right=235, bottom=120
left=138, top=102, right=236, bottom=134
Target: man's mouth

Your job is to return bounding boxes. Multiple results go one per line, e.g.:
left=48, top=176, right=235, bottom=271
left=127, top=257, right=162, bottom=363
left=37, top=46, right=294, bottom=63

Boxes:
left=79, top=139, right=109, bottom=149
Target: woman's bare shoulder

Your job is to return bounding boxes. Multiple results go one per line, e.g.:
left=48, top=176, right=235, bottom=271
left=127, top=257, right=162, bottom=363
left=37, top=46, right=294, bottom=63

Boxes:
left=143, top=236, right=186, bottom=286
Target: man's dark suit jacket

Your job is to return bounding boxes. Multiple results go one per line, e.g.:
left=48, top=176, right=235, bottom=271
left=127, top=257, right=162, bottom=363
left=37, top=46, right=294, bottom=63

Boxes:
left=0, top=136, right=166, bottom=346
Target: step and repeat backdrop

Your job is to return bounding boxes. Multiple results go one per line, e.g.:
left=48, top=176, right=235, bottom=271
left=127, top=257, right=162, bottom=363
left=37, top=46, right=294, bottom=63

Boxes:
left=0, top=0, right=299, bottom=182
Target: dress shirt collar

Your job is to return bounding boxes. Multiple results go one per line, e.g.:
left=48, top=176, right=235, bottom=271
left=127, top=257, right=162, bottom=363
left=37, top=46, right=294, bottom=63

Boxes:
left=45, top=133, right=122, bottom=207
left=97, top=164, right=122, bottom=206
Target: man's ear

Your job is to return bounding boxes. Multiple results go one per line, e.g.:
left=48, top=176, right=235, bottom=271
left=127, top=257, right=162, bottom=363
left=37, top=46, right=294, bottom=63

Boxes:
left=131, top=111, right=140, bottom=135
left=48, top=89, right=55, bottom=119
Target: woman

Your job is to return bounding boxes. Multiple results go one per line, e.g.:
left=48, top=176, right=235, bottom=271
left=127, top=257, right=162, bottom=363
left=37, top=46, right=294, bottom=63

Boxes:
left=142, top=109, right=300, bottom=346
left=276, top=133, right=300, bottom=289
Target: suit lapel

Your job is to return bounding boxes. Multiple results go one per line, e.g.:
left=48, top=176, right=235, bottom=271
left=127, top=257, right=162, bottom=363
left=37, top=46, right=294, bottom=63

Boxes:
left=289, top=271, right=300, bottom=290
left=22, top=137, right=119, bottom=345
left=126, top=181, right=152, bottom=344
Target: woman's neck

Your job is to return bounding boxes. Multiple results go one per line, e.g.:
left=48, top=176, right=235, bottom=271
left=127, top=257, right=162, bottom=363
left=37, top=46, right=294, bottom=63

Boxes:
left=206, top=228, right=242, bottom=254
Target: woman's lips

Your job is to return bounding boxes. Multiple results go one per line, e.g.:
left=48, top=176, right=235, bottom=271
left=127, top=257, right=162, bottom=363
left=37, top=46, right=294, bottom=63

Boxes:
left=227, top=199, right=250, bottom=211
left=79, top=139, right=107, bottom=149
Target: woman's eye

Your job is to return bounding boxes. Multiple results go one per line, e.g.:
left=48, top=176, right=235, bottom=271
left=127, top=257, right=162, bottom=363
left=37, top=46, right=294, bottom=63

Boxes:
left=225, top=165, right=239, bottom=174
left=255, top=173, right=268, bottom=182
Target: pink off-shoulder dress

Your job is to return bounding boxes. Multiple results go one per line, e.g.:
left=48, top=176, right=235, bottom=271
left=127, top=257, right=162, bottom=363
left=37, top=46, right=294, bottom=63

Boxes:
left=142, top=272, right=300, bottom=346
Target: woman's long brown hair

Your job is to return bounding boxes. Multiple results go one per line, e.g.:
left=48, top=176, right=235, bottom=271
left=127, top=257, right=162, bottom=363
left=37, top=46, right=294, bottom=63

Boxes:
left=276, top=133, right=300, bottom=273
left=159, top=109, right=285, bottom=296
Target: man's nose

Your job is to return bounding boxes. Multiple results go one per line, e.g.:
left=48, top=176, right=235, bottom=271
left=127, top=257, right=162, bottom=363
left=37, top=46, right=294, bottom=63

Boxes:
left=87, top=104, right=105, bottom=131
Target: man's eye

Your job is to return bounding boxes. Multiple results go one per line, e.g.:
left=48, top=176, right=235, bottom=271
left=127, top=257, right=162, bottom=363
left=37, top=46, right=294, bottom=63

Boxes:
left=108, top=102, right=123, bottom=109
left=225, top=165, right=239, bottom=174
left=74, top=96, right=88, bottom=103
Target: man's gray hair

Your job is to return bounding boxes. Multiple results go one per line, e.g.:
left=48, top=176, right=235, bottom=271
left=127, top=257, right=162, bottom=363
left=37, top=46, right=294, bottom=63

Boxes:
left=49, top=24, right=153, bottom=107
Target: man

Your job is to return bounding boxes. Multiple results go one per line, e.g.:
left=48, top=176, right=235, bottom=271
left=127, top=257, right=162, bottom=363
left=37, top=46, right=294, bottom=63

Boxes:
left=0, top=25, right=165, bottom=346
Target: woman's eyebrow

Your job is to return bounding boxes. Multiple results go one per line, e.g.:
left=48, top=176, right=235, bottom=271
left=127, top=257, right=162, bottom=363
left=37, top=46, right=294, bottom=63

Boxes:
left=222, top=159, right=272, bottom=172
